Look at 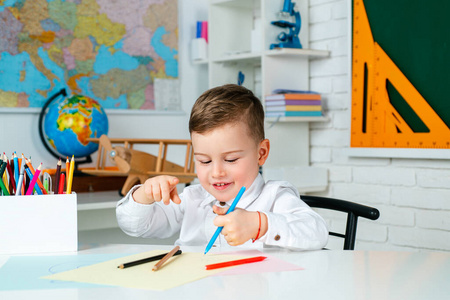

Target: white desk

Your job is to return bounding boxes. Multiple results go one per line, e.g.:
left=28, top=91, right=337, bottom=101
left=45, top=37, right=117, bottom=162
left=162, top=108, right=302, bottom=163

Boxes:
left=1, top=244, right=449, bottom=300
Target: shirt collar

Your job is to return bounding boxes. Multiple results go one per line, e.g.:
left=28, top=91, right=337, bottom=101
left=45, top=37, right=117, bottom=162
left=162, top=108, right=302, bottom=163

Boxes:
left=199, top=174, right=265, bottom=209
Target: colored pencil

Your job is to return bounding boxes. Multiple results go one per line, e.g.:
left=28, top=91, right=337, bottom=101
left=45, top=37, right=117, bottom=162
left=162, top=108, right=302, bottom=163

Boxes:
left=24, top=165, right=30, bottom=192
left=54, top=158, right=61, bottom=194
left=24, top=157, right=47, bottom=194
left=24, top=164, right=43, bottom=195
left=15, top=168, right=24, bottom=196
left=0, top=155, right=9, bottom=195
left=0, top=156, right=7, bottom=178
left=9, top=154, right=14, bottom=180
left=19, top=156, right=25, bottom=195
left=26, top=163, right=42, bottom=195
left=24, top=158, right=43, bottom=195
left=0, top=175, right=9, bottom=195
left=65, top=157, right=70, bottom=188
left=2, top=172, right=9, bottom=194
left=5, top=154, right=15, bottom=192
left=67, top=155, right=75, bottom=194
left=204, top=186, right=246, bottom=255
left=118, top=250, right=182, bottom=269
left=152, top=245, right=181, bottom=271
left=13, top=152, right=19, bottom=186
left=205, top=256, right=267, bottom=270
left=58, top=173, right=65, bottom=194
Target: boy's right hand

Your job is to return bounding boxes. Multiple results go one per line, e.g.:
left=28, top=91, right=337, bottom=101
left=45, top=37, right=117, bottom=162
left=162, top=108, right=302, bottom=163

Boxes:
left=132, top=175, right=181, bottom=205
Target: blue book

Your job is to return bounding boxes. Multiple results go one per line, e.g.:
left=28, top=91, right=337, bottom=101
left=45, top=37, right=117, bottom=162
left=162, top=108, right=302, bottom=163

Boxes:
left=266, top=111, right=322, bottom=117
left=272, top=89, right=320, bottom=95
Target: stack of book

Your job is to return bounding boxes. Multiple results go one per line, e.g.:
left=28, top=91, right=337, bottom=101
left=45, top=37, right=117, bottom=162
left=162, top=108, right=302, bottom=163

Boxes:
left=264, top=90, right=322, bottom=118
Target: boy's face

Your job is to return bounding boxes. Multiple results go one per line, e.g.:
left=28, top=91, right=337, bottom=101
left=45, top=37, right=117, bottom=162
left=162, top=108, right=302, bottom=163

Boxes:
left=191, top=121, right=269, bottom=203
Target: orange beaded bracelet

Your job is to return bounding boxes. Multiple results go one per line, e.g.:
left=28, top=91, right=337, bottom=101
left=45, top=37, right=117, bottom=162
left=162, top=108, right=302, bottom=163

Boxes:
left=252, top=211, right=261, bottom=243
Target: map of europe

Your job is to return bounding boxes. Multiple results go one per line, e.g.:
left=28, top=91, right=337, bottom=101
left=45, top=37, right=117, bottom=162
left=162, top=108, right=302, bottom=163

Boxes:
left=0, top=0, right=178, bottom=109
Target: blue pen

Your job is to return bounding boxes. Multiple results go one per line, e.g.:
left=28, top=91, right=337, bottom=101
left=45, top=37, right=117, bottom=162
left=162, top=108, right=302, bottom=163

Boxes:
left=196, top=21, right=202, bottom=38
left=204, top=186, right=246, bottom=255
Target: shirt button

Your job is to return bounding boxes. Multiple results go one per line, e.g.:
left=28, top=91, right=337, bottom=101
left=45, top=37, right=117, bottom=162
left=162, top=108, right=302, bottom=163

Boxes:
left=219, top=202, right=226, bottom=206
left=274, top=234, right=281, bottom=241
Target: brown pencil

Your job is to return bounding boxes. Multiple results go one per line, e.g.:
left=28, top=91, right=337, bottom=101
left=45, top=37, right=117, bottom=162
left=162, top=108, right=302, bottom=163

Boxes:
left=152, top=245, right=181, bottom=271
left=117, top=249, right=182, bottom=269
left=54, top=158, right=61, bottom=194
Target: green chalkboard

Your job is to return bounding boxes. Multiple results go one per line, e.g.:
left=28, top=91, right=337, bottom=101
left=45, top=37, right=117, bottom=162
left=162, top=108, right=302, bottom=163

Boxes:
left=355, top=0, right=450, bottom=132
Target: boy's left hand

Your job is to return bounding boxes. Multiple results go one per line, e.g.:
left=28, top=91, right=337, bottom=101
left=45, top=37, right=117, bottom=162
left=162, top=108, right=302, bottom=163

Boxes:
left=212, top=206, right=262, bottom=246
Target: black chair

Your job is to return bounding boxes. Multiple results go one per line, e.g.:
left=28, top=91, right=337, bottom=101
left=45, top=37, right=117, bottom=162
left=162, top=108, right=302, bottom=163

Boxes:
left=301, top=195, right=380, bottom=250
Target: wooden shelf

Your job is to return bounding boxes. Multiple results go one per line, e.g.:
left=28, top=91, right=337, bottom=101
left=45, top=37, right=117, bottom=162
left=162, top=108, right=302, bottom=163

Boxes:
left=212, top=52, right=261, bottom=63
left=211, top=0, right=255, bottom=8
left=265, top=116, right=329, bottom=123
left=264, top=48, right=330, bottom=58
left=192, top=59, right=208, bottom=65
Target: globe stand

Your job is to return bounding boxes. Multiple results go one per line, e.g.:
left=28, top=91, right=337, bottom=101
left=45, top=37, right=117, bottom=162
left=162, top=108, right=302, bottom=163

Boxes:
left=38, top=88, right=93, bottom=169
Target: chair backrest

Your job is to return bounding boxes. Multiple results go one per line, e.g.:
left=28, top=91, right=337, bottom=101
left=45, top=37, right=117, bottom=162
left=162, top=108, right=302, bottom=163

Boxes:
left=300, top=195, right=380, bottom=250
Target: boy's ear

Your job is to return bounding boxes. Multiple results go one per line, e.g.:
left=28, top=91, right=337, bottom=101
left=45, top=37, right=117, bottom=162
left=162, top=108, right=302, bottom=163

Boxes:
left=258, top=139, right=270, bottom=166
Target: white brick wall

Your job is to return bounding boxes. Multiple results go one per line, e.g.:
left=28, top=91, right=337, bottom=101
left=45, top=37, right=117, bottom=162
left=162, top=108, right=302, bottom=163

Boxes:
left=308, top=0, right=450, bottom=252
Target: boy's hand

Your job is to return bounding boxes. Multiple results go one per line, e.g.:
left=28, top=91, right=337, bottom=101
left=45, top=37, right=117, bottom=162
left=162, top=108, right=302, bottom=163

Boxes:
left=132, top=175, right=181, bottom=205
left=212, top=206, right=266, bottom=246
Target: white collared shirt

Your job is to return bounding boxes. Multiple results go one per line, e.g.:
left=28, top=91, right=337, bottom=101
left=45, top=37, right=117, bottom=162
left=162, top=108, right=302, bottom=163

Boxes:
left=116, top=174, right=328, bottom=251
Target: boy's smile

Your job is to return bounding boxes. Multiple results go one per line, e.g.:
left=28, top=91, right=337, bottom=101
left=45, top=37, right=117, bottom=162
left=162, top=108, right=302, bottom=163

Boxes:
left=191, top=122, right=269, bottom=203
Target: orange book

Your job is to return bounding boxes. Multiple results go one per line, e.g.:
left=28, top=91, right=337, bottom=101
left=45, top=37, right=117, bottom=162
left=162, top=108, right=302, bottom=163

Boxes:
left=265, top=93, right=321, bottom=101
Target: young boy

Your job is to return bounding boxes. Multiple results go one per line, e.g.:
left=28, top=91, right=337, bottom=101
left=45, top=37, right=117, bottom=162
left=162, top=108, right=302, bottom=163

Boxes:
left=116, top=84, right=328, bottom=250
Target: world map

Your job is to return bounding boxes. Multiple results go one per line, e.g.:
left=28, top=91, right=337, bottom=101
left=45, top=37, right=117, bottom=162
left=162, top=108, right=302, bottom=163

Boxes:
left=0, top=0, right=178, bottom=109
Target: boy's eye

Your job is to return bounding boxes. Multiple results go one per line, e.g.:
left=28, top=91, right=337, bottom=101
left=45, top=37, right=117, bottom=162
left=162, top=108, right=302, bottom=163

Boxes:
left=200, top=160, right=211, bottom=165
left=225, top=158, right=238, bottom=163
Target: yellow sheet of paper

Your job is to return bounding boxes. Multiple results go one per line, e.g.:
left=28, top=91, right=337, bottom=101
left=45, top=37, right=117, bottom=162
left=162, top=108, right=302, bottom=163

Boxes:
left=42, top=250, right=246, bottom=291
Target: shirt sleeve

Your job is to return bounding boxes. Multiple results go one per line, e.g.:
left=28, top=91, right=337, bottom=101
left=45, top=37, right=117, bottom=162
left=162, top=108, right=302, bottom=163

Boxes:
left=259, top=183, right=329, bottom=250
left=116, top=185, right=184, bottom=239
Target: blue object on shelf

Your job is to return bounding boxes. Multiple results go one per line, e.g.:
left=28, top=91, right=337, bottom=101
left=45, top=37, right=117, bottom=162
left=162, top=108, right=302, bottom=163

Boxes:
left=196, top=21, right=202, bottom=38
left=270, top=0, right=302, bottom=49
left=237, top=71, right=245, bottom=86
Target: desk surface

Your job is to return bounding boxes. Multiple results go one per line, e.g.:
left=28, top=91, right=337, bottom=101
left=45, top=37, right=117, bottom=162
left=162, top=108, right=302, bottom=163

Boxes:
left=1, top=244, right=449, bottom=300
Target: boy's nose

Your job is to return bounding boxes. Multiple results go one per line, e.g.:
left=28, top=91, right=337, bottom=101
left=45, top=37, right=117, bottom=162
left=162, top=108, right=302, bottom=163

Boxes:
left=212, top=163, right=225, bottom=178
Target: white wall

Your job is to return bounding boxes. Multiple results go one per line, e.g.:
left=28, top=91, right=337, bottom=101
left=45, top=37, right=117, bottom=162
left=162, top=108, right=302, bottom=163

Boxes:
left=0, top=0, right=209, bottom=170
left=308, top=0, right=450, bottom=251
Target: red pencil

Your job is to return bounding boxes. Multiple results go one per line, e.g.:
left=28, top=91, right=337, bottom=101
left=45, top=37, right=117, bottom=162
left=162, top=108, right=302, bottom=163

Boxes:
left=5, top=154, right=15, bottom=192
left=205, top=256, right=267, bottom=270
left=59, top=173, right=65, bottom=194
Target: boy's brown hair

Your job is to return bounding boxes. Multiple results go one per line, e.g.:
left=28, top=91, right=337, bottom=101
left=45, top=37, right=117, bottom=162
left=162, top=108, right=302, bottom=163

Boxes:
left=189, top=84, right=265, bottom=143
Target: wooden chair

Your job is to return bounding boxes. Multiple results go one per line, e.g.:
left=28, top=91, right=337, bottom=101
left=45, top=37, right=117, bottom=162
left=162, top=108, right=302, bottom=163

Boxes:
left=300, top=195, right=380, bottom=250
left=83, top=135, right=196, bottom=195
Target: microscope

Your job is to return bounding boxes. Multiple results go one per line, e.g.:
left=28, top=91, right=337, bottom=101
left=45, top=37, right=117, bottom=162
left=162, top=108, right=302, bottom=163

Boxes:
left=270, top=0, right=302, bottom=49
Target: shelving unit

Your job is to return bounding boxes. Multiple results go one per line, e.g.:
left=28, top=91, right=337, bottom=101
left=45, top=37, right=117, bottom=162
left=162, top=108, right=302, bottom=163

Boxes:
left=205, top=0, right=329, bottom=191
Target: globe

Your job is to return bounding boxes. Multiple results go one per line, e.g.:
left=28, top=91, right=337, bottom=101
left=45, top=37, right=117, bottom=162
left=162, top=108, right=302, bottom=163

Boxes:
left=42, top=94, right=109, bottom=159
